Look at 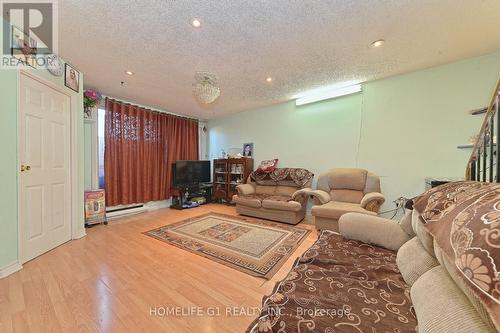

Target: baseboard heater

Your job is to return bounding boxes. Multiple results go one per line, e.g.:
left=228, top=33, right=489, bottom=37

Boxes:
left=106, top=204, right=146, bottom=219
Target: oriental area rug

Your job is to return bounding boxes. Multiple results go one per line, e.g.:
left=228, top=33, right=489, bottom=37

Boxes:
left=144, top=213, right=310, bottom=279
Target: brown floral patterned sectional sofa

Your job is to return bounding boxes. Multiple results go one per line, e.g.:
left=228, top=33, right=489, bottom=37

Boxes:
left=247, top=181, right=499, bottom=333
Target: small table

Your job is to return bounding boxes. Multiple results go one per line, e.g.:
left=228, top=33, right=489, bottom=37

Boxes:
left=170, top=183, right=213, bottom=210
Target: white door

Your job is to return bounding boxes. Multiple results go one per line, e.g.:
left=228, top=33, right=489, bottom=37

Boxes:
left=19, top=73, right=72, bottom=263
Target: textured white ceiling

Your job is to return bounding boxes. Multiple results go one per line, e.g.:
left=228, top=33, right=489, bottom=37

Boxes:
left=59, top=0, right=500, bottom=119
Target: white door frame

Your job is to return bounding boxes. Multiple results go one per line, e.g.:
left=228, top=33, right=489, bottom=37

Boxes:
left=17, top=70, right=85, bottom=265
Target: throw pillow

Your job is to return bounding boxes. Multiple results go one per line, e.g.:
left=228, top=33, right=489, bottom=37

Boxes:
left=413, top=181, right=500, bottom=331
left=255, top=159, right=278, bottom=173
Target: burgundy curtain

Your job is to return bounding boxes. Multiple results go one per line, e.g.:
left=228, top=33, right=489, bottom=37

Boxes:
left=164, top=115, right=200, bottom=194
left=104, top=98, right=199, bottom=206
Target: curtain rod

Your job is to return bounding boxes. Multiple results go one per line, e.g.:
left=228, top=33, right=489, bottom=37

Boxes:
left=104, top=97, right=199, bottom=122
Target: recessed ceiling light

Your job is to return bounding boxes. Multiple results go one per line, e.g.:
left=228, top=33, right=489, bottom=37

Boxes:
left=125, top=71, right=134, bottom=75
left=191, top=18, right=201, bottom=28
left=266, top=77, right=273, bottom=83
left=370, top=39, right=385, bottom=48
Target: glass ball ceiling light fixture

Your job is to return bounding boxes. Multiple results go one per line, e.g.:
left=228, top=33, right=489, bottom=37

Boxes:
left=192, top=72, right=220, bottom=104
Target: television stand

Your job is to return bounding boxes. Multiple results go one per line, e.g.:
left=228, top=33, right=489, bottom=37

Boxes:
left=170, top=183, right=213, bottom=210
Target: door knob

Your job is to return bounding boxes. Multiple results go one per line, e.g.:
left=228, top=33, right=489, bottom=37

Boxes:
left=20, top=164, right=31, bottom=172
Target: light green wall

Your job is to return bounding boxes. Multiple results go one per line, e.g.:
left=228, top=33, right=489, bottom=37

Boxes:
left=209, top=93, right=363, bottom=172
left=0, top=18, right=85, bottom=268
left=358, top=52, right=500, bottom=206
left=0, top=69, right=19, bottom=267
left=208, top=51, right=500, bottom=212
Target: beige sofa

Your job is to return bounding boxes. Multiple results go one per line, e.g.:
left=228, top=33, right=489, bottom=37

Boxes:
left=248, top=182, right=498, bottom=332
left=233, top=168, right=313, bottom=224
left=310, top=168, right=385, bottom=231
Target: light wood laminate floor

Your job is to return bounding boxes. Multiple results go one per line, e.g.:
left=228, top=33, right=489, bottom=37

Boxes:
left=0, top=204, right=318, bottom=333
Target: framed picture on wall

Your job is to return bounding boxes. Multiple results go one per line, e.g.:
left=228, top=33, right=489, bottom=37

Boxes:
left=64, top=63, right=80, bottom=92
left=242, top=143, right=254, bottom=157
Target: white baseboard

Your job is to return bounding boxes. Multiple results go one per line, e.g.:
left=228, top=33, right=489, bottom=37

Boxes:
left=145, top=199, right=171, bottom=210
left=104, top=199, right=172, bottom=221
left=0, top=261, right=22, bottom=279
left=72, top=230, right=87, bottom=240
left=107, top=206, right=148, bottom=219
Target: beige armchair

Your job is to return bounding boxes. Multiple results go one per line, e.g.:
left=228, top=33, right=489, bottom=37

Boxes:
left=310, top=168, right=385, bottom=231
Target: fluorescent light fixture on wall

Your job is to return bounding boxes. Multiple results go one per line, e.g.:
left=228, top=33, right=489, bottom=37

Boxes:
left=295, top=83, right=362, bottom=106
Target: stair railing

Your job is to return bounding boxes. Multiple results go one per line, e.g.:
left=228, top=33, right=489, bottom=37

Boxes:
left=466, top=77, right=500, bottom=182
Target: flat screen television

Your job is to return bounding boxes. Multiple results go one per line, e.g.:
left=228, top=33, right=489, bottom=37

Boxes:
left=173, top=160, right=211, bottom=186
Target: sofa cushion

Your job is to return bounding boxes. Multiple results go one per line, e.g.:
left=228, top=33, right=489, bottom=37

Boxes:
left=311, top=201, right=376, bottom=219
left=255, top=185, right=276, bottom=195
left=331, top=168, right=367, bottom=191
left=262, top=196, right=301, bottom=212
left=236, top=183, right=255, bottom=196
left=413, top=181, right=500, bottom=330
left=274, top=185, right=297, bottom=197
left=232, top=194, right=264, bottom=208
left=330, top=189, right=364, bottom=203
left=339, top=213, right=410, bottom=251
left=411, top=210, right=435, bottom=257
left=397, top=237, right=438, bottom=286
left=411, top=266, right=491, bottom=333
left=433, top=239, right=445, bottom=266
left=440, top=249, right=498, bottom=331
left=251, top=179, right=276, bottom=186
left=364, top=171, right=382, bottom=193
left=412, top=181, right=487, bottom=222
